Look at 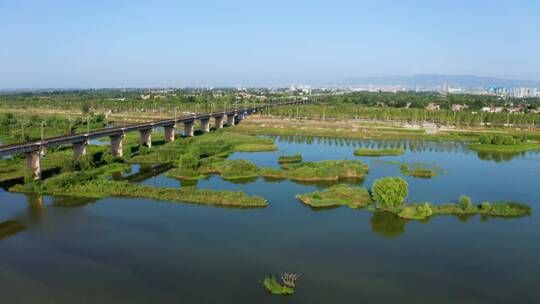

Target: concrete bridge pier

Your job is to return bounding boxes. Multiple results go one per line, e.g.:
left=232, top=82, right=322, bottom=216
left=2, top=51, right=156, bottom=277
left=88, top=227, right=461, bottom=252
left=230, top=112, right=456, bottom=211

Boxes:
left=73, top=140, right=89, bottom=161
left=235, top=112, right=245, bottom=125
left=110, top=134, right=125, bottom=157
left=183, top=121, right=194, bottom=137
left=25, top=150, right=41, bottom=180
left=140, top=129, right=153, bottom=147
left=164, top=125, right=176, bottom=142
left=214, top=116, right=224, bottom=129
left=226, top=114, right=236, bottom=127
left=200, top=118, right=210, bottom=133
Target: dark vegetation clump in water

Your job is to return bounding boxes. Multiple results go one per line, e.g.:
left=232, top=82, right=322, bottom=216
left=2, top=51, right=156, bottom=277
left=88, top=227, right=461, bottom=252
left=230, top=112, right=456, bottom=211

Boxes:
left=353, top=148, right=405, bottom=156
left=278, top=154, right=302, bottom=164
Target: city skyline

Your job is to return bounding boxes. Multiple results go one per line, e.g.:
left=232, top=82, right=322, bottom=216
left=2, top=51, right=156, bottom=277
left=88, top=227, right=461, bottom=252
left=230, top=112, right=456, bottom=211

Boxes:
left=1, top=0, right=539, bottom=88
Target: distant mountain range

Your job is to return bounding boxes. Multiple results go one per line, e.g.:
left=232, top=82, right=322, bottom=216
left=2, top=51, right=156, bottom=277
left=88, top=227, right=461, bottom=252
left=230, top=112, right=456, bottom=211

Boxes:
left=341, top=74, right=540, bottom=88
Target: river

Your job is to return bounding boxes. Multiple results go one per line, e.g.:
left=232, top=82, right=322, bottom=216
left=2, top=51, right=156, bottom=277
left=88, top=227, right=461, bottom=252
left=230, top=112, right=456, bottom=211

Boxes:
left=1, top=136, right=539, bottom=303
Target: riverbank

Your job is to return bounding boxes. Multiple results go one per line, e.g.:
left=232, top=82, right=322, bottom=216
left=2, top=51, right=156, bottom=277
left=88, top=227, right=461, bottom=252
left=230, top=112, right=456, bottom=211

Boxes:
left=229, top=116, right=540, bottom=142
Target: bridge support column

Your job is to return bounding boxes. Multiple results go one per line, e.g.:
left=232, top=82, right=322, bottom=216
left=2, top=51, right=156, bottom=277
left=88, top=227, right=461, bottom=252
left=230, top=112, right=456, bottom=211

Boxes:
left=25, top=150, right=41, bottom=180
left=164, top=125, right=176, bottom=142
left=140, top=129, right=153, bottom=148
left=183, top=121, right=194, bottom=137
left=110, top=134, right=125, bottom=157
left=235, top=112, right=245, bottom=125
left=226, top=114, right=236, bottom=127
left=200, top=118, right=210, bottom=133
left=214, top=116, right=224, bottom=129
left=73, top=140, right=88, bottom=161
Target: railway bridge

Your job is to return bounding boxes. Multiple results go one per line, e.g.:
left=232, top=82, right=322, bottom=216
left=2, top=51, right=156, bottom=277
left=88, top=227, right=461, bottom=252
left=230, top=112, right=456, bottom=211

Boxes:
left=0, top=98, right=315, bottom=179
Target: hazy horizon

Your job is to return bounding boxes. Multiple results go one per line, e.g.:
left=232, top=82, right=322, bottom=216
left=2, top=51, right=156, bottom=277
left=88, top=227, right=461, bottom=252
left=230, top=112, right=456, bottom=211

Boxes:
left=1, top=0, right=539, bottom=88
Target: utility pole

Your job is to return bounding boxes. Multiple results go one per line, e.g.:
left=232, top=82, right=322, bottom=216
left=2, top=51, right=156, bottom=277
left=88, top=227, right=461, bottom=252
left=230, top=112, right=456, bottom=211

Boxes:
left=21, top=121, right=25, bottom=142
left=87, top=115, right=90, bottom=133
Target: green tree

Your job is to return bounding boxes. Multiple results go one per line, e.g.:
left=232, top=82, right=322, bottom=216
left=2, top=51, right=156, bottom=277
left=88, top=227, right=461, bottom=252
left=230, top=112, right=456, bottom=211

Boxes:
left=371, top=177, right=409, bottom=209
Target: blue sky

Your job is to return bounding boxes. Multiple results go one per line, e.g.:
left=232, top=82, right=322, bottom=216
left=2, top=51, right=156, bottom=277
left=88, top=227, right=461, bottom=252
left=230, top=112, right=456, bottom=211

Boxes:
left=1, top=0, right=539, bottom=88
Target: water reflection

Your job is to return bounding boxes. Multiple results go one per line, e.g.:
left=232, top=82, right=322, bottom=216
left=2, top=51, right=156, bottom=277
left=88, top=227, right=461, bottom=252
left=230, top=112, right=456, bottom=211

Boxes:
left=476, top=151, right=523, bottom=162
left=268, top=135, right=539, bottom=162
left=369, top=212, right=407, bottom=238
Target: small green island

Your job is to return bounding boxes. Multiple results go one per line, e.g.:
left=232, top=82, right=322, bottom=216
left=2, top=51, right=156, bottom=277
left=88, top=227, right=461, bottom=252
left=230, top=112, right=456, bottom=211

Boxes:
left=296, top=184, right=371, bottom=208
left=354, top=148, right=405, bottom=156
left=278, top=154, right=303, bottom=164
left=400, top=164, right=437, bottom=178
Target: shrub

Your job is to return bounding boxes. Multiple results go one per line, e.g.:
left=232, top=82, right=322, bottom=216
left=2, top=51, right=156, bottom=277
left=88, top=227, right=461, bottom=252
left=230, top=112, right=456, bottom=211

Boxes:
left=398, top=203, right=433, bottom=220
left=179, top=153, right=199, bottom=170
left=518, top=133, right=528, bottom=143
left=459, top=195, right=473, bottom=210
left=78, top=155, right=96, bottom=170
left=371, top=177, right=408, bottom=209
left=61, top=160, right=79, bottom=172
left=480, top=201, right=491, bottom=210
left=479, top=134, right=493, bottom=144
left=502, top=136, right=515, bottom=145
left=138, top=145, right=151, bottom=156
left=491, top=134, right=504, bottom=145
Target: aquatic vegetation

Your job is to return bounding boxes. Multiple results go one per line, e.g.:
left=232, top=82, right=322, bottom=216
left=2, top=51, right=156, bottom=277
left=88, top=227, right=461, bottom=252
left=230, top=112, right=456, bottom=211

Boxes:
left=353, top=148, right=405, bottom=156
left=261, top=160, right=369, bottom=181
left=171, top=159, right=369, bottom=183
left=262, top=276, right=294, bottom=295
left=399, top=164, right=437, bottom=178
left=10, top=164, right=267, bottom=208
left=234, top=143, right=277, bottom=152
left=278, top=154, right=303, bottom=164
left=296, top=184, right=371, bottom=208
left=217, top=159, right=261, bottom=180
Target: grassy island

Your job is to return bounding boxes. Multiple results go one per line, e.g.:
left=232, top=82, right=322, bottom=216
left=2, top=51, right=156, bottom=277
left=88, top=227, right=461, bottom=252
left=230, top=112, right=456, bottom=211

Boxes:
left=399, top=164, right=437, bottom=178
left=278, top=154, right=303, bottom=164
left=296, top=184, right=371, bottom=208
left=261, top=160, right=368, bottom=181
left=354, top=148, right=405, bottom=156
left=294, top=177, right=533, bottom=221
left=10, top=168, right=267, bottom=208
left=370, top=177, right=532, bottom=220
left=234, top=143, right=277, bottom=152
left=168, top=159, right=369, bottom=183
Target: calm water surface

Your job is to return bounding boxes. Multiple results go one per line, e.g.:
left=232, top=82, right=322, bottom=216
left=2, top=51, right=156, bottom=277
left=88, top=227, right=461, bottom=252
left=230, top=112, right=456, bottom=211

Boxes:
left=1, top=136, right=539, bottom=303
